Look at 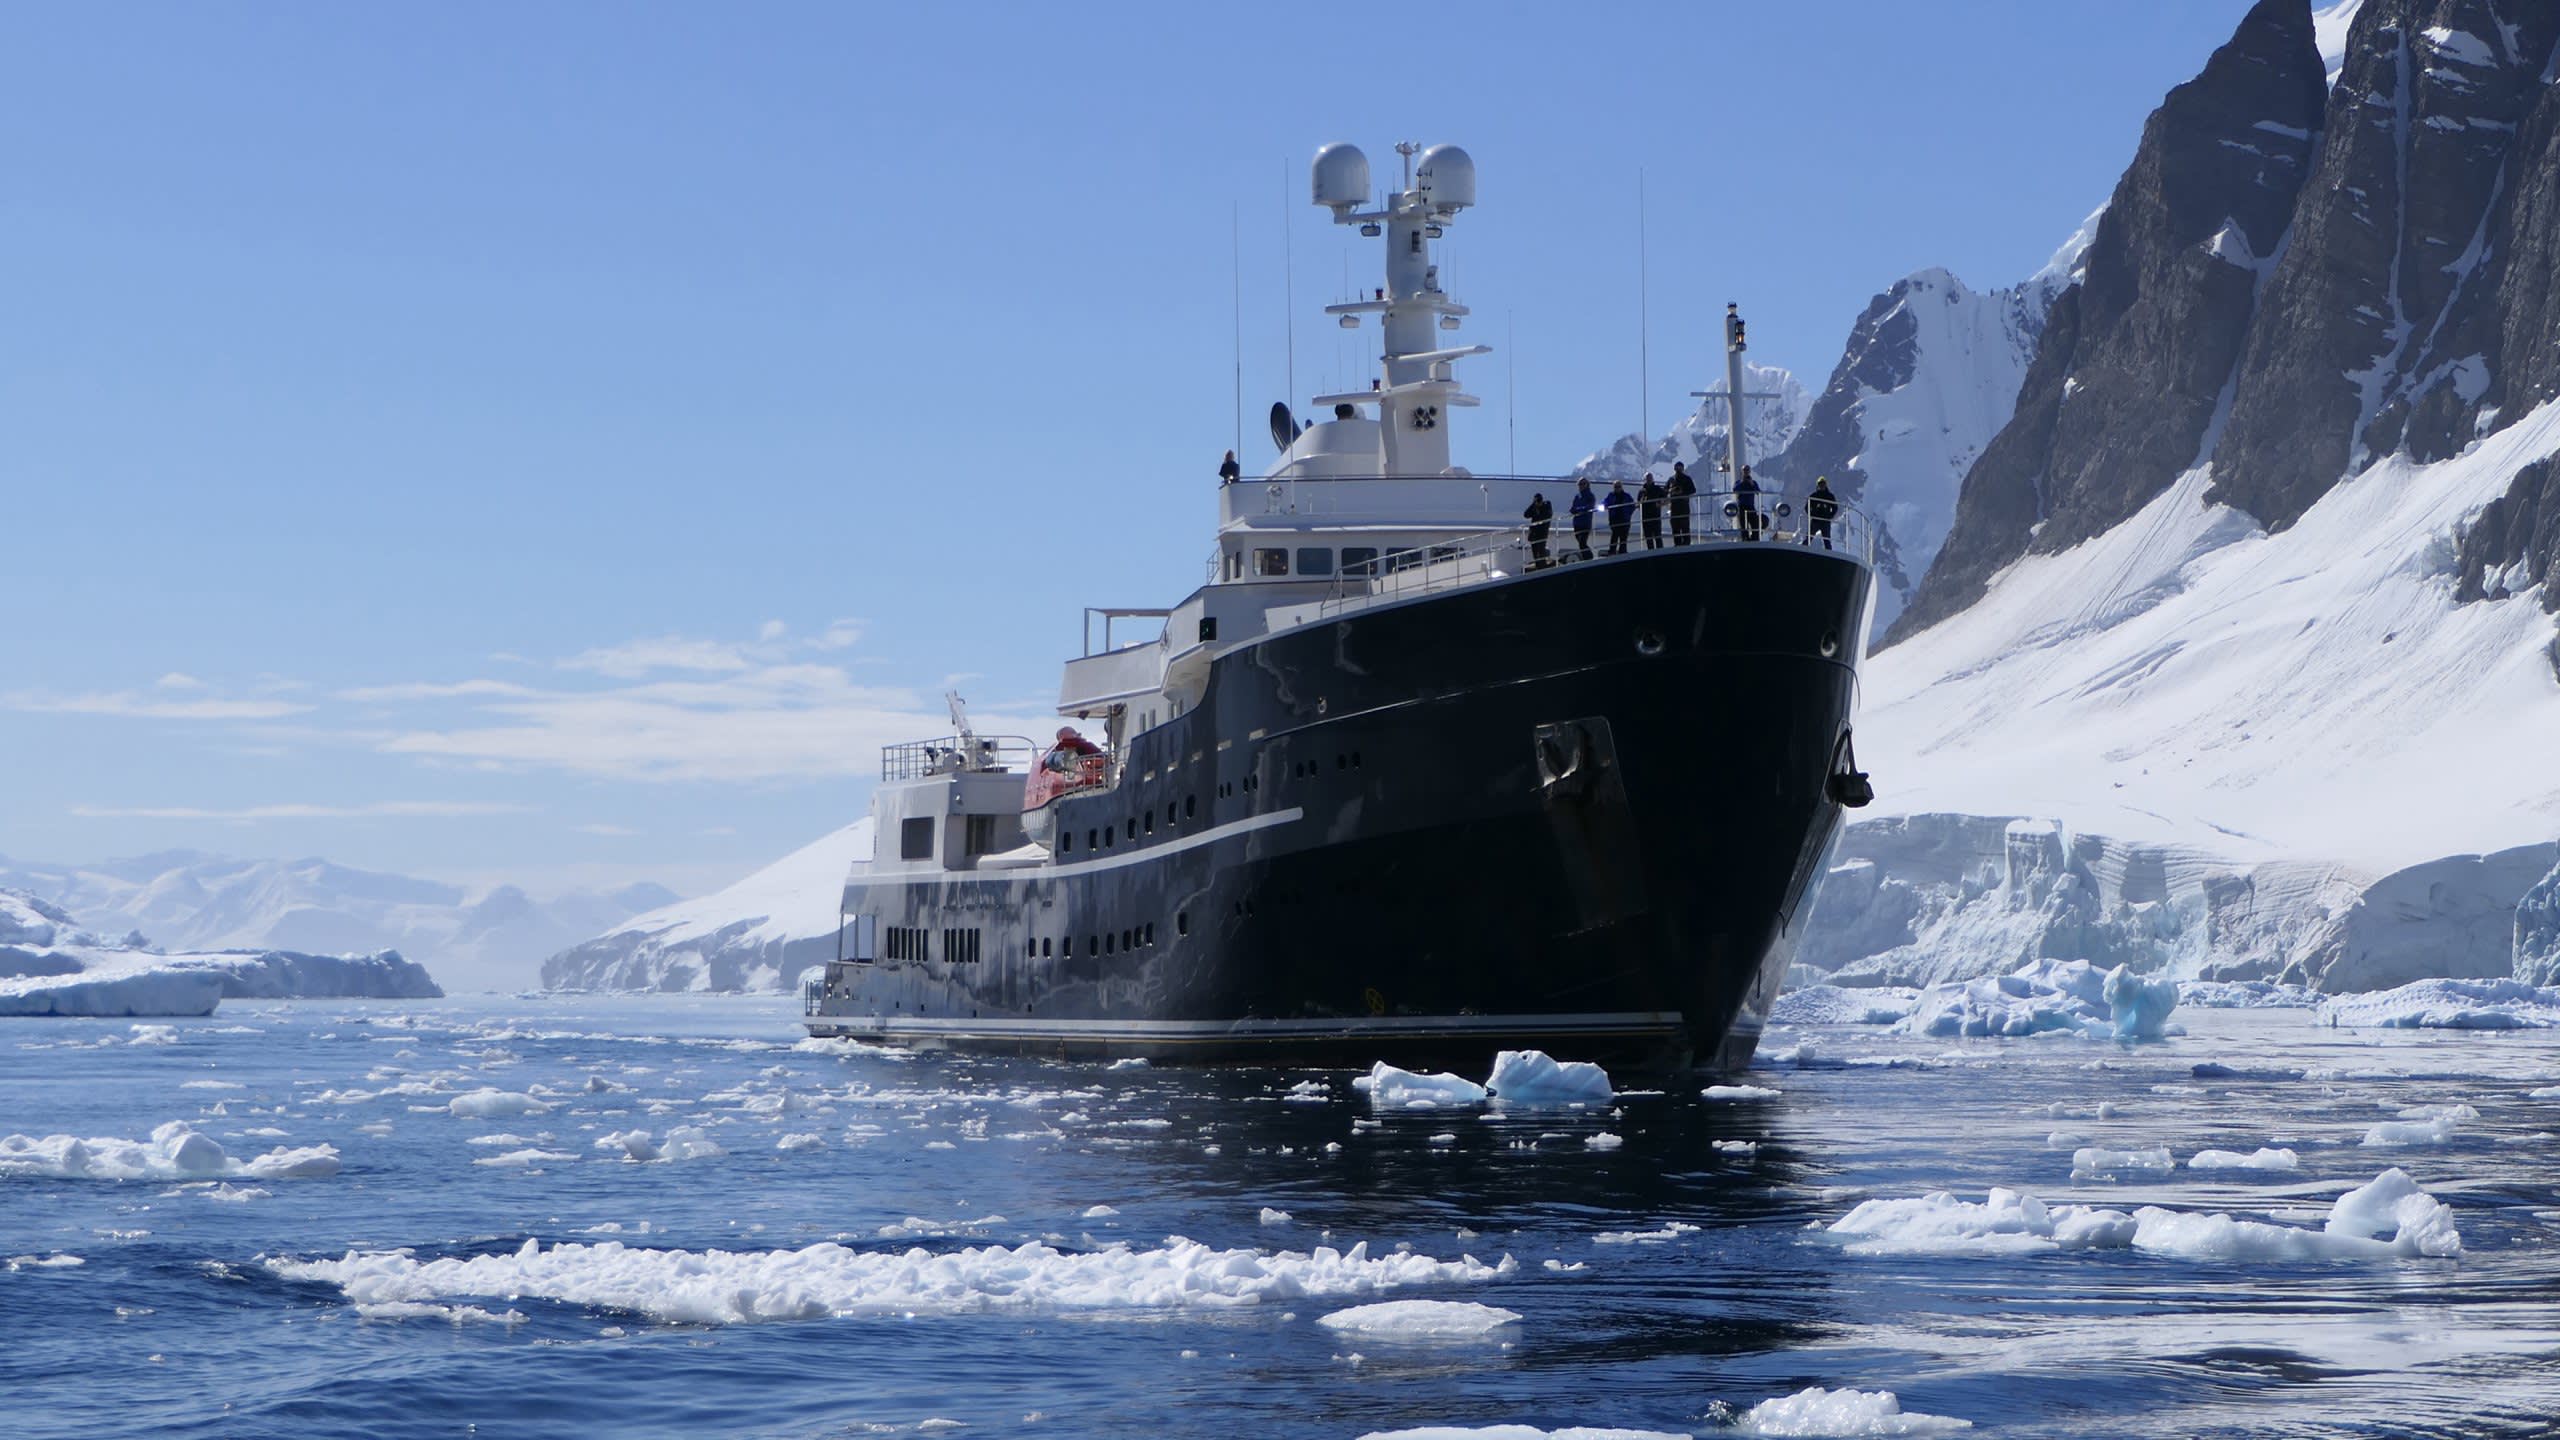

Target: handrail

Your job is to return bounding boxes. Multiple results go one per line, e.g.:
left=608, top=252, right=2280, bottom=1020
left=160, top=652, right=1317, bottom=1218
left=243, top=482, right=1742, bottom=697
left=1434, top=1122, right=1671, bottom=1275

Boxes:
left=880, top=734, right=1040, bottom=782
left=1312, top=488, right=1875, bottom=613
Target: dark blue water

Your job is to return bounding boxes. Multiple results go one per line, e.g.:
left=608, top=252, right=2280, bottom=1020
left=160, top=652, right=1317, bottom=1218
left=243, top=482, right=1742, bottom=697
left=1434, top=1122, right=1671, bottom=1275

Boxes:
left=3, top=997, right=2557, bottom=1439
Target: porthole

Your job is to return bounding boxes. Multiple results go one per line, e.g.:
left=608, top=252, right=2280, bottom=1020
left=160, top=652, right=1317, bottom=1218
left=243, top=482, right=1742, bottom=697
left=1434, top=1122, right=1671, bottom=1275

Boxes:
left=1185, top=795, right=1197, bottom=819
left=1177, top=910, right=1189, bottom=936
left=1634, top=628, right=1665, bottom=656
left=1820, top=629, right=1841, bottom=658
left=1145, top=809, right=1155, bottom=834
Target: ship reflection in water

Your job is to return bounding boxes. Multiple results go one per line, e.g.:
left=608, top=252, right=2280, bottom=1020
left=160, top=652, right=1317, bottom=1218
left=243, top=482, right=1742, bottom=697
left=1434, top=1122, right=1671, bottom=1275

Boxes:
left=7, top=996, right=2558, bottom=1439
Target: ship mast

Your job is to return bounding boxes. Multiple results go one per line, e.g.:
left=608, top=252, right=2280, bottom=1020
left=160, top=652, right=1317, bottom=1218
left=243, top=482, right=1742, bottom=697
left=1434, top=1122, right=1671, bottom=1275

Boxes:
left=1311, top=141, right=1490, bottom=476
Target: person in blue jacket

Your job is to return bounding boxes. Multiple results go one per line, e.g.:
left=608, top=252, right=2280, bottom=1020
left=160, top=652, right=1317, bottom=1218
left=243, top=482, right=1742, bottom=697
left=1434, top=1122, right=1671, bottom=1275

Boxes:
left=1569, top=478, right=1598, bottom=561
left=1734, top=465, right=1764, bottom=541
left=1604, top=480, right=1635, bottom=555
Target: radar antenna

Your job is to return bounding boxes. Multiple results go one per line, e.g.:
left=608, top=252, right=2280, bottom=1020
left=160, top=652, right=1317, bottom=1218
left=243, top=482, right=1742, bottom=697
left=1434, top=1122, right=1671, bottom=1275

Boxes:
left=1689, top=303, right=1782, bottom=478
left=1307, top=140, right=1491, bottom=476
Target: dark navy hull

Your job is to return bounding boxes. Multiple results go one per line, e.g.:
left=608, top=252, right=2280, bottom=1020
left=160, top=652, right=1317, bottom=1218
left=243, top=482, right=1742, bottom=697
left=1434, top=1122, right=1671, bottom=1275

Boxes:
left=807, top=543, right=1869, bottom=1073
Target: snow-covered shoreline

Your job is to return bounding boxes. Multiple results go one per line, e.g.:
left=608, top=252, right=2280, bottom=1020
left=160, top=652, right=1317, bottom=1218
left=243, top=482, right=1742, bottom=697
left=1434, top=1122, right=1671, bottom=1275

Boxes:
left=2, top=891, right=442, bottom=1017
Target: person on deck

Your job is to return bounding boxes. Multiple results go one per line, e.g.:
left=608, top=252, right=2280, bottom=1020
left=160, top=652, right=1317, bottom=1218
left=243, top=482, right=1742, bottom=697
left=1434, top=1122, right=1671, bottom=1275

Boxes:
left=1522, top=492, right=1554, bottom=569
left=1217, top=450, right=1241, bottom=485
left=1637, top=472, right=1666, bottom=550
left=1808, top=476, right=1839, bottom=551
left=1569, top=478, right=1598, bottom=561
left=1734, top=465, right=1764, bottom=541
left=1667, top=462, right=1696, bottom=546
left=1604, top=480, right=1634, bottom=555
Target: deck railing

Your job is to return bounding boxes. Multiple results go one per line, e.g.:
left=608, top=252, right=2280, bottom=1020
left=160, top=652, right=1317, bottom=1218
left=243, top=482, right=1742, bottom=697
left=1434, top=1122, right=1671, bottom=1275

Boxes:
left=880, top=734, right=1039, bottom=782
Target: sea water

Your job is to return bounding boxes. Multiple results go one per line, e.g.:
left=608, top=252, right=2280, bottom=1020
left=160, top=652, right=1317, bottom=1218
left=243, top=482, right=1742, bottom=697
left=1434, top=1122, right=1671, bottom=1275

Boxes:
left=3, top=996, right=2557, bottom=1439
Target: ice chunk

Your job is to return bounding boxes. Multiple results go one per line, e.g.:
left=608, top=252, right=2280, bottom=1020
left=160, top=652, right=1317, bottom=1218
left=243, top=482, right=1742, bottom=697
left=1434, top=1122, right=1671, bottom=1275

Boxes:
left=776, top=1133, right=824, bottom=1152
left=1259, top=1207, right=1293, bottom=1226
left=1700, top=1085, right=1782, bottom=1102
left=2317, top=978, right=2560, bottom=1030
left=1771, top=985, right=1918, bottom=1026
left=1316, top=1299, right=1521, bottom=1338
left=2070, top=1146, right=2174, bottom=1180
left=2361, top=1117, right=2459, bottom=1147
left=473, top=1149, right=577, bottom=1168
left=447, top=1089, right=552, bottom=1119
left=1081, top=1205, right=1120, bottom=1219
left=2187, top=1148, right=2299, bottom=1171
left=1355, top=1064, right=1487, bottom=1109
left=267, top=1236, right=1517, bottom=1325
left=0, top=1123, right=335, bottom=1183
left=1484, top=1051, right=1613, bottom=1107
left=1738, top=1385, right=1973, bottom=1435
left=1824, top=1171, right=2459, bottom=1261
left=2102, top=966, right=2179, bottom=1041
left=1356, top=1428, right=1686, bottom=1440
left=1585, top=1133, right=1624, bottom=1151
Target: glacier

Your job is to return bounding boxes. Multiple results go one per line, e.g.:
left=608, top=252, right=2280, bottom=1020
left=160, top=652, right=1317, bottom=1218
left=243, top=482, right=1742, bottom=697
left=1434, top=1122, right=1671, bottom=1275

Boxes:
left=0, top=890, right=440, bottom=1017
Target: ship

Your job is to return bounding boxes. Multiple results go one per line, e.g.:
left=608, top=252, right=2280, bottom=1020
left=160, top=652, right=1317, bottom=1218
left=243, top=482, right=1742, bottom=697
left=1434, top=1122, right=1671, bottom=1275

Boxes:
left=803, top=141, right=1876, bottom=1072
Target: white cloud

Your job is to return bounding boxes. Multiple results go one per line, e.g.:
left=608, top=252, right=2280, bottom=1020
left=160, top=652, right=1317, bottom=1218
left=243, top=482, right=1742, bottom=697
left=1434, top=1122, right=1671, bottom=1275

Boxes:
left=807, top=619, right=863, bottom=651
left=558, top=636, right=756, bottom=678
left=156, top=672, right=206, bottom=691
left=335, top=679, right=538, bottom=703
left=4, top=690, right=313, bottom=721
left=375, top=662, right=1034, bottom=783
left=575, top=823, right=642, bottom=837
left=71, top=800, right=529, bottom=821
left=757, top=619, right=788, bottom=643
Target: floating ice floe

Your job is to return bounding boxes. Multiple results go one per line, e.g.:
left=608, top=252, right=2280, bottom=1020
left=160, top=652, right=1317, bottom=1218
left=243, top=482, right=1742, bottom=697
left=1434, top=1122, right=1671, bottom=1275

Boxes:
left=472, top=1148, right=578, bottom=1168
left=1778, top=960, right=2181, bottom=1041
left=1357, top=1427, right=1687, bottom=1440
left=1259, top=1207, right=1293, bottom=1226
left=1315, top=1299, right=1520, bottom=1338
left=2361, top=1106, right=2473, bottom=1147
left=2069, top=1146, right=2174, bottom=1180
left=2317, top=978, right=2560, bottom=1030
left=447, top=1089, right=552, bottom=1119
left=1701, top=1085, right=1782, bottom=1102
left=1734, top=1384, right=1972, bottom=1436
left=2187, top=1148, right=2299, bottom=1171
left=591, top=1127, right=723, bottom=1163
left=1354, top=1050, right=1613, bottom=1111
left=0, top=1121, right=339, bottom=1181
left=266, top=1236, right=1515, bottom=1325
left=1820, top=1168, right=2459, bottom=1261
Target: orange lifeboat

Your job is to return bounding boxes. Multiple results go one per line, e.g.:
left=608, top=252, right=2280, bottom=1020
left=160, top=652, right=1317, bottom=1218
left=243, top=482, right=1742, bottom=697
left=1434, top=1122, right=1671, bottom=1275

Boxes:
left=1021, top=727, right=1111, bottom=846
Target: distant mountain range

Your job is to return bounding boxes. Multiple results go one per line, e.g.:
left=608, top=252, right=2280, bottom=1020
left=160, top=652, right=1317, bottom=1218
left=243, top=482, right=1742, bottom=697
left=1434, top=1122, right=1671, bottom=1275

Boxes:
left=0, top=851, right=677, bottom=993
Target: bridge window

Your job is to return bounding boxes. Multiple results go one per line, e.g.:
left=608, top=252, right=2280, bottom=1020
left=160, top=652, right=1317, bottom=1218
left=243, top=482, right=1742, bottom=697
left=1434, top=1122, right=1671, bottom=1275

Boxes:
left=1223, top=549, right=1243, bottom=581
left=965, top=814, right=996, bottom=856
left=1341, top=547, right=1379, bottom=576
left=900, top=817, right=935, bottom=861
left=1254, top=548, right=1290, bottom=577
left=1296, top=547, right=1334, bottom=577
left=1383, top=547, right=1421, bottom=573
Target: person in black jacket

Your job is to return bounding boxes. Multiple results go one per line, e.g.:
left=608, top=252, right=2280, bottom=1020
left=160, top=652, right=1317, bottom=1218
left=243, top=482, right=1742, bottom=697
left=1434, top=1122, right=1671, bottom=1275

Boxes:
left=1604, top=480, right=1634, bottom=555
left=1734, top=465, right=1764, bottom=541
left=1218, top=450, right=1240, bottom=485
left=1808, top=476, right=1839, bottom=551
left=1522, top=492, right=1553, bottom=569
left=1568, top=478, right=1598, bottom=561
left=1637, top=473, right=1665, bottom=549
left=1666, top=461, right=1696, bottom=546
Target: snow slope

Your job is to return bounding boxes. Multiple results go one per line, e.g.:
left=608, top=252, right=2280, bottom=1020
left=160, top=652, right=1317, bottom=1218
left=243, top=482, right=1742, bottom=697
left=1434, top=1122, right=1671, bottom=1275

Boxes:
left=0, top=890, right=442, bottom=1016
left=541, top=819, right=874, bottom=993
left=0, top=852, right=673, bottom=993
left=1859, top=399, right=2560, bottom=873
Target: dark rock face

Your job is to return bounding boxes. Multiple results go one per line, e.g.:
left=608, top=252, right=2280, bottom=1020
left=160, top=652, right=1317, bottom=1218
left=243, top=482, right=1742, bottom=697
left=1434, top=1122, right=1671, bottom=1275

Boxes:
left=2454, top=455, right=2560, bottom=610
left=2213, top=1, right=2560, bottom=527
left=1895, top=0, right=2328, bottom=639
left=1758, top=285, right=1930, bottom=604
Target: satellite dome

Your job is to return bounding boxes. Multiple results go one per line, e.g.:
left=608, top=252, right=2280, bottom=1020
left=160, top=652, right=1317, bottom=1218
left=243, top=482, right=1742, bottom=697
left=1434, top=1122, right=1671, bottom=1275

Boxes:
left=1416, top=145, right=1475, bottom=210
left=1312, top=143, right=1370, bottom=210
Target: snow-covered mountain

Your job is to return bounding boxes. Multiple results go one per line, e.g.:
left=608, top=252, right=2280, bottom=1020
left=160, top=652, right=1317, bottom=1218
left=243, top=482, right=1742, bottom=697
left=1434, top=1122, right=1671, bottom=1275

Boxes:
left=1800, top=0, right=2560, bottom=993
left=542, top=820, right=873, bottom=993
left=1, top=888, right=442, bottom=1016
left=0, top=852, right=676, bottom=994
left=1573, top=362, right=1810, bottom=485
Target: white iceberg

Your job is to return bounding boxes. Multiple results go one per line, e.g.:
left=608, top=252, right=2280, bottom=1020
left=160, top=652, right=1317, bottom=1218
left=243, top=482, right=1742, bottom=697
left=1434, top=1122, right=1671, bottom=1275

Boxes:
left=0, top=1121, right=338, bottom=1182
left=2317, top=978, right=2560, bottom=1030
left=1483, top=1050, right=1614, bottom=1107
left=266, top=1236, right=1516, bottom=1325
left=1737, top=1385, right=1972, bottom=1436
left=1820, top=1169, right=2459, bottom=1261
left=1315, top=1299, right=1521, bottom=1338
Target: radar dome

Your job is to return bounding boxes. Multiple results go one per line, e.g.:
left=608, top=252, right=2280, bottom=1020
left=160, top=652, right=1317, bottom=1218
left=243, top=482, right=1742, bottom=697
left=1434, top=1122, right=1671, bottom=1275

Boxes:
left=1416, top=144, right=1476, bottom=210
left=1311, top=143, right=1369, bottom=210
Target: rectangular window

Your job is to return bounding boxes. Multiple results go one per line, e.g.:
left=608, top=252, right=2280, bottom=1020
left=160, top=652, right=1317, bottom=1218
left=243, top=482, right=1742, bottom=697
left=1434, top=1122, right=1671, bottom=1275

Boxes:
left=1383, top=547, right=1421, bottom=573
left=1295, top=547, right=1334, bottom=577
left=965, top=813, right=997, bottom=856
left=1340, top=547, right=1379, bottom=576
left=1429, top=543, right=1461, bottom=563
left=900, top=816, right=935, bottom=860
left=1254, top=548, right=1290, bottom=577
left=1223, top=550, right=1242, bottom=581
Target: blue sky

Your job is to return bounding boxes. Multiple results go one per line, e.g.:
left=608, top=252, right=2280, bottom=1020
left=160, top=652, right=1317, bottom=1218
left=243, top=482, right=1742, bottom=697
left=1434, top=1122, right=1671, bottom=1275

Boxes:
left=2, top=1, right=2263, bottom=898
